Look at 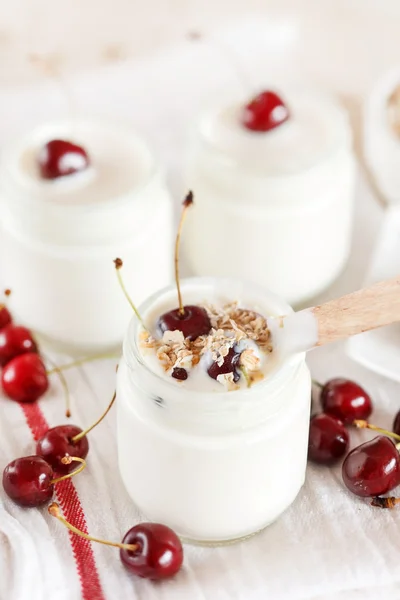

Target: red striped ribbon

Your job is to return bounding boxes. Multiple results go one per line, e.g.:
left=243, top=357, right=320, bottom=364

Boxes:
left=21, top=402, right=106, bottom=600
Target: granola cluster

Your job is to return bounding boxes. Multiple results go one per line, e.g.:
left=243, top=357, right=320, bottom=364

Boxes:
left=140, top=302, right=272, bottom=390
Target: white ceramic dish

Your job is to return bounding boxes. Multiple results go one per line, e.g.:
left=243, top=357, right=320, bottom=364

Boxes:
left=346, top=205, right=400, bottom=381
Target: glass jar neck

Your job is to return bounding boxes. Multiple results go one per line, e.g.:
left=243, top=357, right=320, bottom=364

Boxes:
left=122, top=277, right=305, bottom=434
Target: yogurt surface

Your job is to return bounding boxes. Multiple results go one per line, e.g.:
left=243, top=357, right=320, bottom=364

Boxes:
left=7, top=119, right=154, bottom=206
left=198, top=89, right=350, bottom=176
left=138, top=281, right=278, bottom=393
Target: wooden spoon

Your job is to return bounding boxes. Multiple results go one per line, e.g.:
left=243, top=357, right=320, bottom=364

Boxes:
left=268, top=276, right=400, bottom=355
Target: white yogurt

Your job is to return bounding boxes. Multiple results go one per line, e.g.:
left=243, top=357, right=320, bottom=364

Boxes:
left=0, top=119, right=173, bottom=351
left=117, top=278, right=311, bottom=544
left=184, top=89, right=355, bottom=306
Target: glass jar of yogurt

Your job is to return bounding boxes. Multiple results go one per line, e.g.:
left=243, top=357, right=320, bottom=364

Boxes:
left=184, top=89, right=355, bottom=306
left=117, top=277, right=311, bottom=544
left=0, top=118, right=173, bottom=352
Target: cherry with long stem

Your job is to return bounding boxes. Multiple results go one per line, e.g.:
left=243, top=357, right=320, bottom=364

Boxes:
left=36, top=391, right=116, bottom=473
left=157, top=193, right=211, bottom=341
left=48, top=502, right=184, bottom=580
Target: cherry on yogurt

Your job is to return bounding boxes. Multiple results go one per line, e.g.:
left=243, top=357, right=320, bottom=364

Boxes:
left=157, top=192, right=211, bottom=341
left=242, top=90, right=289, bottom=132
left=38, top=139, right=90, bottom=179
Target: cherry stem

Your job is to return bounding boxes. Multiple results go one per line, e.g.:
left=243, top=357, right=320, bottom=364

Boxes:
left=71, top=391, right=116, bottom=443
left=312, top=379, right=323, bottom=389
left=48, top=502, right=138, bottom=551
left=175, top=191, right=193, bottom=316
left=353, top=420, right=400, bottom=442
left=44, top=355, right=71, bottom=418
left=46, top=352, right=119, bottom=376
left=114, top=259, right=146, bottom=328
left=50, top=456, right=86, bottom=485
left=371, top=496, right=400, bottom=509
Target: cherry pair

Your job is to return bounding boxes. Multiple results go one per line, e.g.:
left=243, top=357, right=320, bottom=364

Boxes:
left=0, top=305, right=49, bottom=404
left=308, top=378, right=372, bottom=465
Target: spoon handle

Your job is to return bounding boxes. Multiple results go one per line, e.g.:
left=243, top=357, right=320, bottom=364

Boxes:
left=312, top=275, right=400, bottom=347
left=271, top=276, right=400, bottom=355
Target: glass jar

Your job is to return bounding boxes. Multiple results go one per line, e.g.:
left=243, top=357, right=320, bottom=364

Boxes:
left=0, top=118, right=173, bottom=352
left=184, top=89, right=355, bottom=306
left=117, top=277, right=311, bottom=544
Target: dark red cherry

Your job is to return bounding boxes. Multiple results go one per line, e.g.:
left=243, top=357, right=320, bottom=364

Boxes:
left=157, top=305, right=211, bottom=341
left=207, top=347, right=241, bottom=382
left=120, top=522, right=183, bottom=580
left=0, top=305, right=12, bottom=330
left=0, top=324, right=38, bottom=367
left=3, top=456, right=54, bottom=507
left=2, top=352, right=48, bottom=403
left=393, top=410, right=400, bottom=437
left=320, top=378, right=372, bottom=424
left=38, top=139, right=90, bottom=180
left=308, top=413, right=349, bottom=464
left=36, top=425, right=89, bottom=474
left=342, top=436, right=400, bottom=497
left=242, top=90, right=289, bottom=132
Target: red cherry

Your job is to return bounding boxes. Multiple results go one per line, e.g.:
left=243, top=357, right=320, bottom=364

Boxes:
left=320, top=378, right=372, bottom=424
left=207, top=347, right=241, bottom=383
left=2, top=456, right=54, bottom=507
left=393, top=410, right=400, bottom=436
left=242, top=90, right=289, bottom=132
left=157, top=305, right=211, bottom=341
left=342, top=436, right=400, bottom=497
left=38, top=139, right=90, bottom=180
left=120, top=523, right=183, bottom=580
left=0, top=305, right=12, bottom=330
left=308, top=413, right=349, bottom=464
left=2, top=353, right=48, bottom=403
left=0, top=324, right=37, bottom=367
left=36, top=425, right=89, bottom=474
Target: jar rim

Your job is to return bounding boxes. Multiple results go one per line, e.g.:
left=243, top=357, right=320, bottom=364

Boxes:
left=123, top=276, right=305, bottom=406
left=0, top=116, right=162, bottom=215
left=191, top=86, right=352, bottom=179
left=0, top=116, right=168, bottom=245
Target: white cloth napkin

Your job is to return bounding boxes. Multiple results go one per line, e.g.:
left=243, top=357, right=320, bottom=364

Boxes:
left=0, top=18, right=398, bottom=600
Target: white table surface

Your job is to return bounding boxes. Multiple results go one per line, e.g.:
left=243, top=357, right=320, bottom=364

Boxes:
left=0, top=10, right=399, bottom=600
